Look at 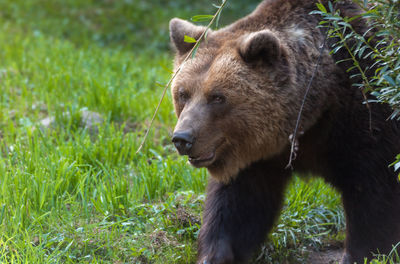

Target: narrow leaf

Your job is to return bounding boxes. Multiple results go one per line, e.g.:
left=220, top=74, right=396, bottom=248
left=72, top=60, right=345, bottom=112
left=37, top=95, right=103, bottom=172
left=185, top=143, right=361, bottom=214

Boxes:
left=328, top=1, right=333, bottom=12
left=216, top=10, right=222, bottom=28
left=316, top=3, right=327, bottom=13
left=394, top=162, right=400, bottom=172
left=383, top=75, right=396, bottom=87
left=184, top=35, right=197, bottom=43
left=331, top=45, right=342, bottom=54
left=0, top=204, right=5, bottom=225
left=192, top=45, right=199, bottom=59
left=191, top=15, right=214, bottom=22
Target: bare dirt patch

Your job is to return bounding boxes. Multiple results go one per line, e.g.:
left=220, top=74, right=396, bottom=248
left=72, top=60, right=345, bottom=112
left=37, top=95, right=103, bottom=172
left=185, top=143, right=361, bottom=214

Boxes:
left=307, top=248, right=344, bottom=264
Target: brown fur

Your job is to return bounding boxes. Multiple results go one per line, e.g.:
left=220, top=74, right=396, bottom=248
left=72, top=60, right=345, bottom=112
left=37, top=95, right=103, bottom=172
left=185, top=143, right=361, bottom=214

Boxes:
left=169, top=1, right=400, bottom=263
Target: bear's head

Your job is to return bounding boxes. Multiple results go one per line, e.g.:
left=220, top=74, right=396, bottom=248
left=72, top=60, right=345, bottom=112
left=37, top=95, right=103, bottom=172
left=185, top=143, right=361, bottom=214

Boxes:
left=169, top=17, right=331, bottom=183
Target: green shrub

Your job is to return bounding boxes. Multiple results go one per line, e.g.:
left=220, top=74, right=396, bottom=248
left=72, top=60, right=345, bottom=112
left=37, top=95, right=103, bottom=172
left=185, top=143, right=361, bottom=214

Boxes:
left=314, top=0, right=400, bottom=179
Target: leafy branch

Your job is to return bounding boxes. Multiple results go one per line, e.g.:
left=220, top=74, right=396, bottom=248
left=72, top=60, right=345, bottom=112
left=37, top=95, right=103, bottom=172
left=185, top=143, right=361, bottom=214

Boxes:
left=314, top=0, right=400, bottom=117
left=313, top=0, right=400, bottom=176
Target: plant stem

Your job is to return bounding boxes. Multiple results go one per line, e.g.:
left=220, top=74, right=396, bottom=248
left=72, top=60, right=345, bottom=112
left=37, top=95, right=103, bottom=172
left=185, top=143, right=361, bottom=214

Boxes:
left=136, top=0, right=228, bottom=154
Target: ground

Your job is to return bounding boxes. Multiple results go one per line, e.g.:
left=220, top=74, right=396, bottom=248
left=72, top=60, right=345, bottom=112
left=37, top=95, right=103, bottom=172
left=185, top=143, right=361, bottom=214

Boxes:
left=308, top=248, right=343, bottom=264
left=0, top=0, right=396, bottom=263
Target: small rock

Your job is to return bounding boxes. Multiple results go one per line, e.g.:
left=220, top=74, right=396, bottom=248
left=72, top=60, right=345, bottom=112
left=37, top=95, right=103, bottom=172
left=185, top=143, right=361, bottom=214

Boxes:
left=80, top=110, right=104, bottom=134
left=39, top=116, right=55, bottom=129
left=38, top=109, right=104, bottom=135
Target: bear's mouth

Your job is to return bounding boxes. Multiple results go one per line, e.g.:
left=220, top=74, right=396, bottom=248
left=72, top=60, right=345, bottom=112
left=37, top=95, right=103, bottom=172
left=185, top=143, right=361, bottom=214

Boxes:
left=188, top=151, right=215, bottom=167
left=188, top=139, right=226, bottom=168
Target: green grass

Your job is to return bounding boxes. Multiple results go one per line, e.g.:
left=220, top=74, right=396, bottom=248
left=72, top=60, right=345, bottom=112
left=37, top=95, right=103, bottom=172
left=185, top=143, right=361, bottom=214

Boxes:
left=0, top=0, right=396, bottom=263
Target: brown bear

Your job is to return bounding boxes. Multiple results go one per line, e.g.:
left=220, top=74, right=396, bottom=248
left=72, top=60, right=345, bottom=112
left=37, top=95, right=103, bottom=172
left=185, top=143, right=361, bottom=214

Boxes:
left=169, top=0, right=400, bottom=263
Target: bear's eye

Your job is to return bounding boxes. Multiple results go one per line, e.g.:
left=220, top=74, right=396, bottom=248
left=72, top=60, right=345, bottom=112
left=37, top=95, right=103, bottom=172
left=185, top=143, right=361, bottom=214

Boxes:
left=209, top=94, right=226, bottom=104
left=179, top=91, right=190, bottom=102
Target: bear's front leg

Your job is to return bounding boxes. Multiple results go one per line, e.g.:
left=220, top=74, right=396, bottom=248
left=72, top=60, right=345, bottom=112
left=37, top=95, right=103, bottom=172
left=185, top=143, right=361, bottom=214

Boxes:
left=197, top=161, right=291, bottom=264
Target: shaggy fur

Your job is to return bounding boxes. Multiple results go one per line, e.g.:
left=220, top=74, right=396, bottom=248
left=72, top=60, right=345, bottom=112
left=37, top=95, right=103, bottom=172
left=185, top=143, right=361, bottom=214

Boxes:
left=169, top=0, right=400, bottom=263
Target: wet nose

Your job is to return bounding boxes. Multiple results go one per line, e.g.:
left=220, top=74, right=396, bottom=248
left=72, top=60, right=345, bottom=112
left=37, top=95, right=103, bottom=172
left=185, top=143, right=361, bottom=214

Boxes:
left=172, top=131, right=194, bottom=155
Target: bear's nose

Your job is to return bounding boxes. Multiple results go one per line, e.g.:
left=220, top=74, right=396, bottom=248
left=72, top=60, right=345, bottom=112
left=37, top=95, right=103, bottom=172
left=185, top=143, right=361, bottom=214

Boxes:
left=172, top=130, right=194, bottom=155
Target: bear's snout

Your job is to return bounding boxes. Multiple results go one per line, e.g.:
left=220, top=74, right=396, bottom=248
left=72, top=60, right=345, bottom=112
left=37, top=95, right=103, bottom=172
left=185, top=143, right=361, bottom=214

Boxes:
left=172, top=130, right=195, bottom=155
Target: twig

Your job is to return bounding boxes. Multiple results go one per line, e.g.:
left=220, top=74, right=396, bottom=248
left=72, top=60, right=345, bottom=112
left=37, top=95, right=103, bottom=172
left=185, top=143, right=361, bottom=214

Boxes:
left=136, top=0, right=228, bottom=154
left=286, top=5, right=336, bottom=169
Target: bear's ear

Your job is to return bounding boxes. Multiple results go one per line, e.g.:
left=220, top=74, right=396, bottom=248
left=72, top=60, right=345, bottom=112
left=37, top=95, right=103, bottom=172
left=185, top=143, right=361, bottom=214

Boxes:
left=239, top=30, right=282, bottom=64
left=169, top=18, right=207, bottom=55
